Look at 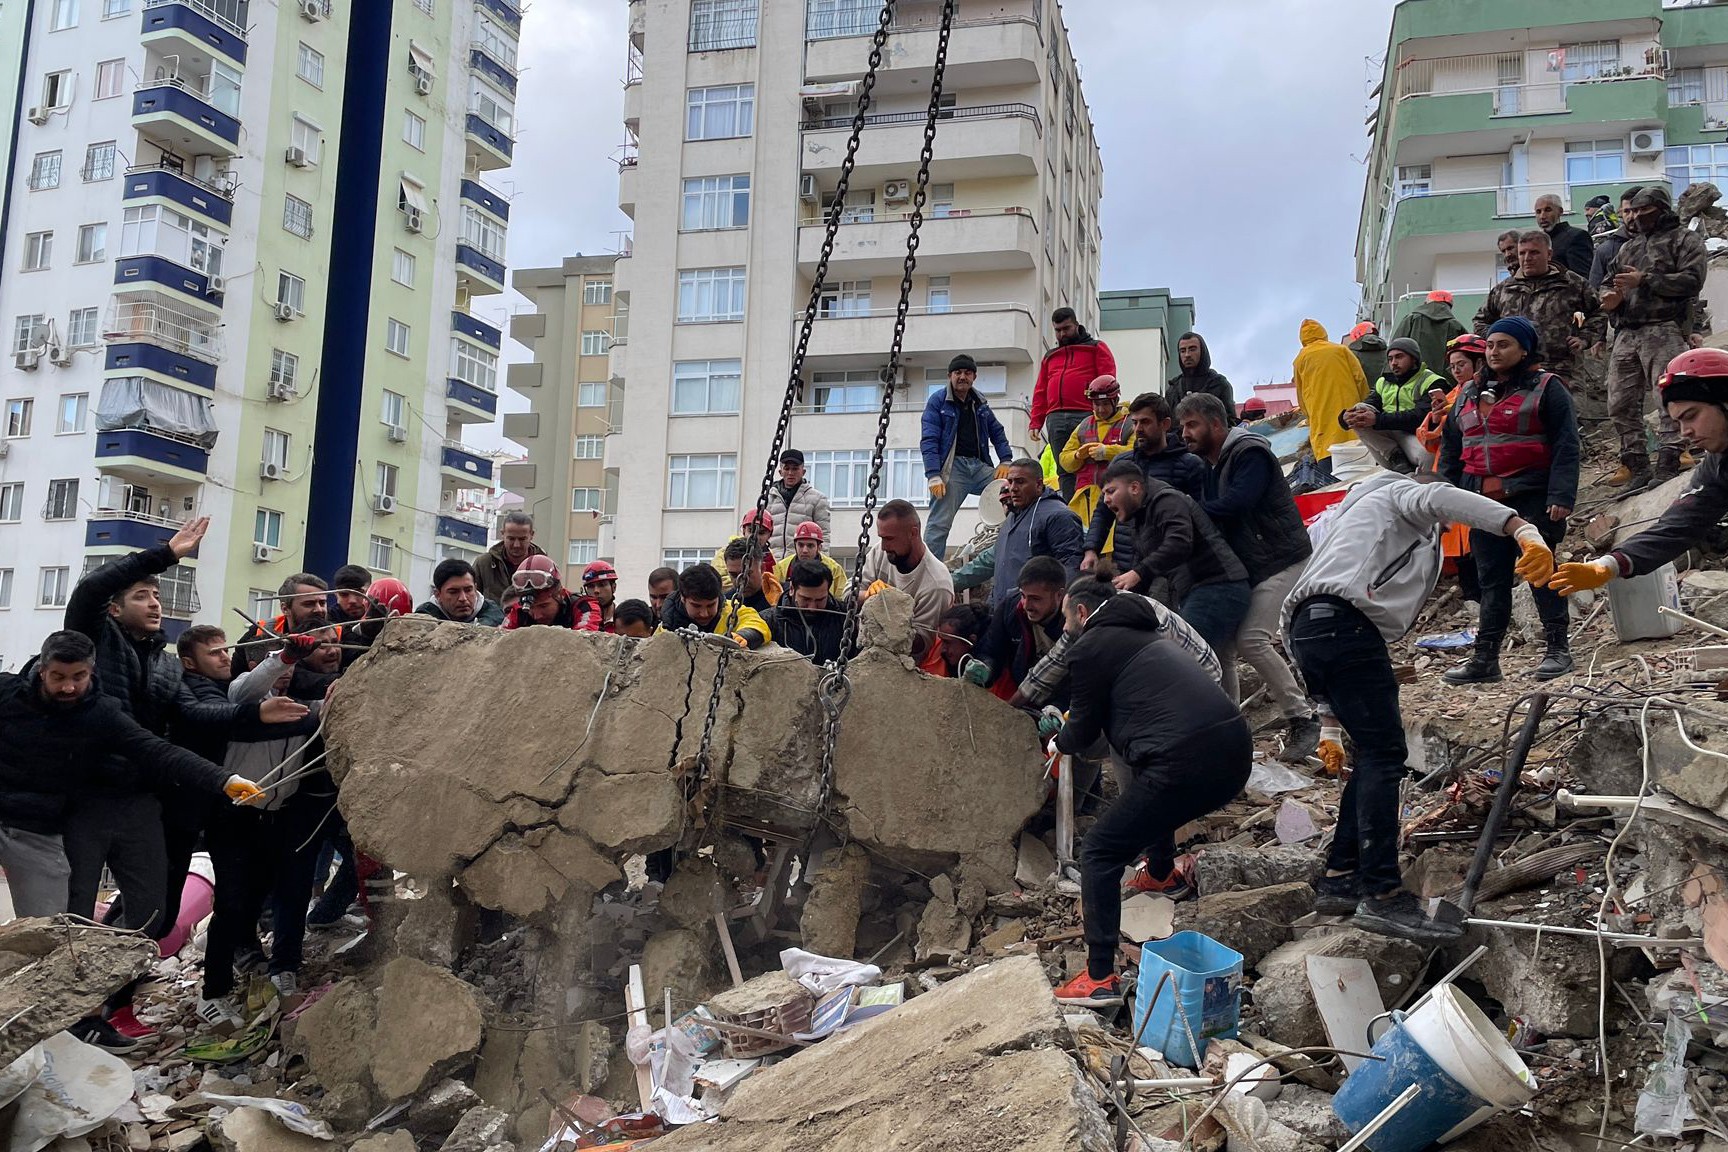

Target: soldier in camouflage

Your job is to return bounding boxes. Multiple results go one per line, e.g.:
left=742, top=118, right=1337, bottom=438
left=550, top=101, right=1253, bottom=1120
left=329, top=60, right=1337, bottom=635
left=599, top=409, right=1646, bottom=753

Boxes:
left=1602, top=185, right=1710, bottom=490
left=1473, top=230, right=1605, bottom=384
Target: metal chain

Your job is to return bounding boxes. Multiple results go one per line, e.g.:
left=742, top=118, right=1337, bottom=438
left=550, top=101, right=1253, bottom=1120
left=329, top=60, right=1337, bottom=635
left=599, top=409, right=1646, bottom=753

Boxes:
left=691, top=634, right=732, bottom=789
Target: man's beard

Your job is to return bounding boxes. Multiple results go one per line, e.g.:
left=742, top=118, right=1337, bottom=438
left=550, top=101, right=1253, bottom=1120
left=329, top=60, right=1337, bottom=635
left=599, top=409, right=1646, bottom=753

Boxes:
left=887, top=551, right=916, bottom=574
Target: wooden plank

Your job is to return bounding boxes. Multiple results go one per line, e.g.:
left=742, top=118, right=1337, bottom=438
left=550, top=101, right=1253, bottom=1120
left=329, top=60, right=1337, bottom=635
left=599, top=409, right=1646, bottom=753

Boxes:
left=625, top=964, right=654, bottom=1112
left=1305, top=955, right=1383, bottom=1073
left=714, top=911, right=744, bottom=988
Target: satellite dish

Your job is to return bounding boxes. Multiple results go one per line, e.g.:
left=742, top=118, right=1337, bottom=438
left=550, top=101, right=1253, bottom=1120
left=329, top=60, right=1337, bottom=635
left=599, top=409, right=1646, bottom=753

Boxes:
left=977, top=478, right=1007, bottom=527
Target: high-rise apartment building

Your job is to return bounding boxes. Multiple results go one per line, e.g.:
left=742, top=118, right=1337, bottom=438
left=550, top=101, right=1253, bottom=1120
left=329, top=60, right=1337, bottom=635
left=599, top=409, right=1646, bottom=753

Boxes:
left=1098, top=288, right=1196, bottom=395
left=1358, top=0, right=1728, bottom=331
left=562, top=0, right=1100, bottom=583
left=0, top=0, right=520, bottom=667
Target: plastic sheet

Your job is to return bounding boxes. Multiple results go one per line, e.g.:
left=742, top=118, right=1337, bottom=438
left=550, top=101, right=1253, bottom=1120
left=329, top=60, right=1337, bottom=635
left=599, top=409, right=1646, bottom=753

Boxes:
left=7, top=1035, right=134, bottom=1152
left=95, top=377, right=218, bottom=449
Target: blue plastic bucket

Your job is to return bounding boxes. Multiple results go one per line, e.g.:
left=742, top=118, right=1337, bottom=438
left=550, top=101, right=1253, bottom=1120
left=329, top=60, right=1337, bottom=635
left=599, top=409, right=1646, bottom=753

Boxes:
left=1130, top=931, right=1242, bottom=1068
left=1332, top=1014, right=1484, bottom=1152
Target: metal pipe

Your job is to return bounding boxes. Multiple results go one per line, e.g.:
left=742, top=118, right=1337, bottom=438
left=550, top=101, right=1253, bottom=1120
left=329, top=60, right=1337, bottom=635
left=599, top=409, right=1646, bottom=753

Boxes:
left=1458, top=692, right=1549, bottom=915
left=1463, top=917, right=1704, bottom=947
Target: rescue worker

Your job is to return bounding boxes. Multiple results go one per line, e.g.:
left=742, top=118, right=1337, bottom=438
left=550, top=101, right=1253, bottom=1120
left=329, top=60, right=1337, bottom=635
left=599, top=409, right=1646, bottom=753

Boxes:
left=476, top=513, right=546, bottom=603
left=416, top=559, right=506, bottom=625
left=721, top=538, right=782, bottom=615
left=659, top=562, right=770, bottom=648
left=921, top=353, right=1015, bottom=559
left=229, top=573, right=332, bottom=678
left=1080, top=393, right=1205, bottom=575
left=990, top=459, right=1086, bottom=609
left=1440, top=316, right=1581, bottom=683
left=1418, top=333, right=1487, bottom=467
left=1392, top=290, right=1467, bottom=382
left=965, top=557, right=1070, bottom=703
left=501, top=556, right=603, bottom=631
left=614, top=600, right=657, bottom=639
left=647, top=568, right=679, bottom=616
left=771, top=520, right=847, bottom=600
left=1473, top=229, right=1605, bottom=385
left=1588, top=187, right=1643, bottom=292
left=1293, top=319, right=1369, bottom=485
left=769, top=558, right=849, bottom=665
left=1341, top=337, right=1448, bottom=473
left=1031, top=308, right=1117, bottom=502
left=859, top=500, right=955, bottom=659
left=582, top=561, right=620, bottom=632
left=1346, top=320, right=1387, bottom=388
left=1058, top=376, right=1133, bottom=527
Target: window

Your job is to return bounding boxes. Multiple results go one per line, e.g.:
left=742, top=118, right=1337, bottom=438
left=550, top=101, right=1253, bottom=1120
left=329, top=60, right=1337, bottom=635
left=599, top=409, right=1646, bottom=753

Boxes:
left=120, top=206, right=223, bottom=276
left=95, top=59, right=125, bottom=98
left=102, top=0, right=129, bottom=16
left=0, top=569, right=11, bottom=609
left=1670, top=67, right=1707, bottom=106
left=1395, top=164, right=1432, bottom=199
left=376, top=462, right=399, bottom=498
left=451, top=341, right=498, bottom=391
left=459, top=206, right=507, bottom=261
left=282, top=194, right=314, bottom=239
left=76, top=223, right=107, bottom=264
left=277, top=271, right=306, bottom=314
left=385, top=319, right=411, bottom=357
left=571, top=487, right=603, bottom=512
left=818, top=280, right=871, bottom=318
left=1564, top=139, right=1624, bottom=185
left=574, top=435, right=604, bottom=459
left=5, top=399, right=34, bottom=438
left=581, top=330, right=611, bottom=356
left=297, top=43, right=325, bottom=87
left=1559, top=40, right=1620, bottom=84
left=369, top=535, right=395, bottom=572
left=44, top=478, right=78, bottom=519
left=686, top=84, right=755, bottom=140
left=671, top=359, right=741, bottom=414
left=43, top=71, right=72, bottom=109
left=254, top=508, right=283, bottom=549
left=403, top=110, right=426, bottom=150
left=1668, top=142, right=1728, bottom=195
left=249, top=588, right=276, bottom=617
left=157, top=566, right=197, bottom=617
left=929, top=183, right=955, bottom=217
left=39, top=568, right=70, bottom=608
left=291, top=117, right=321, bottom=164
left=584, top=280, right=613, bottom=305
left=681, top=175, right=751, bottom=230
left=927, top=275, right=951, bottom=314
left=50, top=0, right=78, bottom=30
left=381, top=390, right=406, bottom=427
left=206, top=58, right=241, bottom=116
left=392, top=248, right=416, bottom=287
left=67, top=308, right=99, bottom=346
left=809, top=370, right=883, bottom=414
left=23, top=232, right=52, bottom=272
left=29, top=152, right=62, bottom=191
left=82, top=141, right=116, bottom=182
left=12, top=316, right=44, bottom=355
left=666, top=453, right=737, bottom=508
left=470, top=85, right=514, bottom=133
left=270, top=349, right=299, bottom=393
left=677, top=267, right=747, bottom=322
left=0, top=484, right=22, bottom=521
left=567, top=540, right=598, bottom=567
left=262, top=428, right=290, bottom=470
left=57, top=394, right=88, bottom=434
left=414, top=0, right=433, bottom=11
left=824, top=189, right=874, bottom=223
left=809, top=448, right=929, bottom=508
left=580, top=381, right=612, bottom=410
left=661, top=549, right=709, bottom=572
left=689, top=0, right=757, bottom=50
left=807, top=0, right=877, bottom=39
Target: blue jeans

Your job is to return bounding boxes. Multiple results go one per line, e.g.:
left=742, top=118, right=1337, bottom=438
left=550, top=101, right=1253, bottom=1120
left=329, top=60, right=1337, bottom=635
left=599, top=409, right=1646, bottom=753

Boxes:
left=926, top=455, right=996, bottom=560
left=1177, top=579, right=1251, bottom=659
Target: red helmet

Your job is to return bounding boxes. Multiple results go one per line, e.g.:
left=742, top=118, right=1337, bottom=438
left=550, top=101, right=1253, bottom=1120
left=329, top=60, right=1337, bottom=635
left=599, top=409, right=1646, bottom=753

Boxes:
left=793, top=521, right=824, bottom=543
left=581, top=561, right=618, bottom=586
left=1660, top=347, right=1728, bottom=404
left=511, top=554, right=562, bottom=593
left=1084, top=374, right=1120, bottom=402
left=1446, top=333, right=1488, bottom=357
left=367, top=577, right=412, bottom=617
left=741, top=509, right=773, bottom=532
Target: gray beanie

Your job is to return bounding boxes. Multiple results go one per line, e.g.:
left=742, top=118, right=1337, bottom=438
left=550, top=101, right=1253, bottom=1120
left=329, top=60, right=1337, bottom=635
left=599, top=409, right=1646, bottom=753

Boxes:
left=1388, top=337, right=1422, bottom=362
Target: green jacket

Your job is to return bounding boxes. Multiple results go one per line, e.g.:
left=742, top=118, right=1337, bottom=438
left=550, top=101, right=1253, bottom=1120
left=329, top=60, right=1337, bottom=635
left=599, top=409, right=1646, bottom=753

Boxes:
left=1392, top=301, right=1467, bottom=383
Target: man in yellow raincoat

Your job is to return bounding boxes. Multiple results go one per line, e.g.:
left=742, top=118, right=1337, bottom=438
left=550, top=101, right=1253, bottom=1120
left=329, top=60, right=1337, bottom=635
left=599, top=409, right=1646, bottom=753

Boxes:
left=1292, top=319, right=1368, bottom=484
left=1058, top=376, right=1133, bottom=528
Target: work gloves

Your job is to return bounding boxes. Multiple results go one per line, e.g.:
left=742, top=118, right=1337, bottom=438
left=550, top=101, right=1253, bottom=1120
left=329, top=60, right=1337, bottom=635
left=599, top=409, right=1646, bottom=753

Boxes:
left=960, top=658, right=991, bottom=687
left=1037, top=707, right=1065, bottom=738
left=1316, top=726, right=1346, bottom=776
left=1510, top=524, right=1555, bottom=586
left=927, top=477, right=947, bottom=501
left=1549, top=559, right=1617, bottom=596
left=224, top=776, right=265, bottom=805
left=277, top=633, right=320, bottom=665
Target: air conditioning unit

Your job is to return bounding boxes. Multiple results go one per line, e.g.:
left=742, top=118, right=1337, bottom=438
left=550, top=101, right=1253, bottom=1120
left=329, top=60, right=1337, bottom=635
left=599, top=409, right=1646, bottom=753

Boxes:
left=299, top=0, right=324, bottom=20
left=414, top=72, right=434, bottom=96
left=260, top=461, right=284, bottom=481
left=882, top=179, right=910, bottom=202
left=387, top=424, right=409, bottom=443
left=206, top=275, right=225, bottom=295
left=14, top=349, right=40, bottom=371
left=799, top=174, right=819, bottom=203
left=267, top=380, right=296, bottom=401
left=404, top=206, right=424, bottom=233
left=253, top=543, right=274, bottom=562
left=26, top=106, right=49, bottom=126
left=47, top=342, right=72, bottom=366
left=285, top=146, right=312, bottom=168
left=372, top=494, right=398, bottom=514
left=274, top=301, right=297, bottom=321
left=1630, top=128, right=1665, bottom=157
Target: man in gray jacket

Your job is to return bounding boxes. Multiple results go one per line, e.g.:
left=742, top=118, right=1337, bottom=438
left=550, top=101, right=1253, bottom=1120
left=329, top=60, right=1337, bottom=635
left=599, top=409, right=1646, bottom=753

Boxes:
left=1282, top=474, right=1555, bottom=944
left=990, top=458, right=1085, bottom=608
left=764, top=449, right=832, bottom=557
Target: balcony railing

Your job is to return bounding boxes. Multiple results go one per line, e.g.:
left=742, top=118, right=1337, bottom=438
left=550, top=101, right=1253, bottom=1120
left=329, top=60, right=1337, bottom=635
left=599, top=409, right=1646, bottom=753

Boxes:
left=1393, top=49, right=1664, bottom=116
left=794, top=299, right=1030, bottom=322
left=804, top=101, right=1041, bottom=136
left=102, top=299, right=223, bottom=362
left=142, top=0, right=247, bottom=42
left=805, top=0, right=1041, bottom=41
left=471, top=34, right=518, bottom=72
left=689, top=10, right=758, bottom=51
left=798, top=203, right=1031, bottom=226
left=92, top=507, right=182, bottom=529
left=125, top=161, right=234, bottom=201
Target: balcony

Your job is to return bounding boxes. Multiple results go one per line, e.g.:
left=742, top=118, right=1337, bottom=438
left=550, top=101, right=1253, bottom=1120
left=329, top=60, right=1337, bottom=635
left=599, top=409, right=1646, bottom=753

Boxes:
left=799, top=302, right=1038, bottom=367
left=436, top=514, right=489, bottom=549
left=460, top=179, right=510, bottom=221
left=133, top=79, right=241, bottom=158
left=470, top=46, right=517, bottom=96
left=115, top=255, right=223, bottom=304
left=440, top=442, right=495, bottom=486
left=804, top=1, right=1041, bottom=88
left=618, top=159, right=638, bottom=219
left=105, top=341, right=217, bottom=389
left=103, top=297, right=224, bottom=364
left=456, top=244, right=506, bottom=295
left=623, top=77, right=642, bottom=133
left=140, top=0, right=247, bottom=67
left=475, top=0, right=520, bottom=32
left=122, top=163, right=234, bottom=227
left=465, top=112, right=513, bottom=171
left=94, top=427, right=211, bottom=484
left=801, top=104, right=1039, bottom=183
left=86, top=510, right=181, bottom=551
left=452, top=309, right=501, bottom=349
left=797, top=206, right=1037, bottom=277
left=447, top=377, right=498, bottom=423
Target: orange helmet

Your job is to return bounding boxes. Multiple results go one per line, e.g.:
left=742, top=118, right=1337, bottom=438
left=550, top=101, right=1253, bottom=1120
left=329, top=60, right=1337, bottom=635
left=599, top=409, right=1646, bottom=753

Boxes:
left=367, top=577, right=413, bottom=617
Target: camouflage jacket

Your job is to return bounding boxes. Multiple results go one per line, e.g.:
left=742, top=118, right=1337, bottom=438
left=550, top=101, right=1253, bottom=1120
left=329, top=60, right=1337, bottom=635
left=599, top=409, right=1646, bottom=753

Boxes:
left=1473, top=265, right=1606, bottom=380
left=1611, top=211, right=1709, bottom=329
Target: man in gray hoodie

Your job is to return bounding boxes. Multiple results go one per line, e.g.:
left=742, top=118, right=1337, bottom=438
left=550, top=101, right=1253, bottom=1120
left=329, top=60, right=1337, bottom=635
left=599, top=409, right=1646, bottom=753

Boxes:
left=989, top=458, right=1085, bottom=608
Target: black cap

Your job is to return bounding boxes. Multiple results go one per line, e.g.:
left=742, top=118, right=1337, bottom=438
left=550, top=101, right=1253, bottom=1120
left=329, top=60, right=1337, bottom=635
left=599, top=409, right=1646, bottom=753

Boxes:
left=779, top=448, right=805, bottom=466
left=1585, top=195, right=1612, bottom=210
left=948, top=354, right=978, bottom=373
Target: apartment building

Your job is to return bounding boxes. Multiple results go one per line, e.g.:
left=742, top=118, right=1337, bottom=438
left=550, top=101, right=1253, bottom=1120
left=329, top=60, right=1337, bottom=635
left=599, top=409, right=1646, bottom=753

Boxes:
left=505, top=256, right=622, bottom=571
left=1358, top=0, right=1728, bottom=331
left=565, top=0, right=1101, bottom=584
left=1098, top=287, right=1196, bottom=395
left=0, top=0, right=521, bottom=668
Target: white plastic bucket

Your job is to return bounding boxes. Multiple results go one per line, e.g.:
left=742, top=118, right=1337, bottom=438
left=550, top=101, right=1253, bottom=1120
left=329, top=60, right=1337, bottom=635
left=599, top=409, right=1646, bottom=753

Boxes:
left=1607, top=563, right=1682, bottom=642
left=1401, top=985, right=1534, bottom=1140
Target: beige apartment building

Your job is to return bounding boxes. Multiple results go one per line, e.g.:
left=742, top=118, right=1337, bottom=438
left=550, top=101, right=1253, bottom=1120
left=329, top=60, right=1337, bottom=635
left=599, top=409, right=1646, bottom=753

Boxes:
left=507, top=255, right=621, bottom=570
left=527, top=0, right=1102, bottom=585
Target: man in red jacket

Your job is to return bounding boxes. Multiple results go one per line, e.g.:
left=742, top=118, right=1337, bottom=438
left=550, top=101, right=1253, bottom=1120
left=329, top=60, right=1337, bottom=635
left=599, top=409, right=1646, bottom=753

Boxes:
left=1031, top=307, right=1117, bottom=503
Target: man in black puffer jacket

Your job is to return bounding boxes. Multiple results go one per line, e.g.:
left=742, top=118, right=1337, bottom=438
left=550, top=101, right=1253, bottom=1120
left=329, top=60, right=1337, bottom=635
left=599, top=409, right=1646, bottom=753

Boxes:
left=1082, top=393, right=1204, bottom=572
left=1049, top=579, right=1251, bottom=1006
left=768, top=560, right=850, bottom=665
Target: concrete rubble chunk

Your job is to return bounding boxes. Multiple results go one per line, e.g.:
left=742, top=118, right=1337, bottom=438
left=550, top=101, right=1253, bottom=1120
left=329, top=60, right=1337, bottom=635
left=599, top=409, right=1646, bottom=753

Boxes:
left=859, top=585, right=915, bottom=656
left=800, top=844, right=872, bottom=959
left=1473, top=923, right=1628, bottom=1038
left=658, top=858, right=728, bottom=930
left=288, top=978, right=377, bottom=1100
left=1252, top=930, right=1424, bottom=1050
left=350, top=1133, right=416, bottom=1152
left=647, top=956, right=1113, bottom=1152
left=641, top=927, right=724, bottom=1009
left=371, top=958, right=488, bottom=1101
left=0, top=918, right=157, bottom=1065
left=438, top=1106, right=513, bottom=1152
left=209, top=1109, right=330, bottom=1152
left=1174, top=882, right=1314, bottom=969
left=406, top=1079, right=482, bottom=1136
left=914, top=897, right=972, bottom=962
left=1195, top=845, right=1324, bottom=896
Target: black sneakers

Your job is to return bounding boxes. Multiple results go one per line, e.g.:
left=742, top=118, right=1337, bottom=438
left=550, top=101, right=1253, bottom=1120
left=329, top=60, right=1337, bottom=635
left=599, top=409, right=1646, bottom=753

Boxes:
left=1352, top=890, right=1463, bottom=944
left=1279, top=716, right=1322, bottom=764
left=1444, top=654, right=1502, bottom=685
left=1312, top=873, right=1360, bottom=916
left=69, top=1015, right=142, bottom=1054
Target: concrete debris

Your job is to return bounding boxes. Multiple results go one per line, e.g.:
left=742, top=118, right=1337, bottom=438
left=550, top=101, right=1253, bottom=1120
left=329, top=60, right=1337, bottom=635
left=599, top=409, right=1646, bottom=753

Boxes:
left=1252, top=931, right=1424, bottom=1051
left=1195, top=845, right=1325, bottom=896
left=799, top=844, right=872, bottom=959
left=210, top=1108, right=331, bottom=1152
left=1173, top=882, right=1314, bottom=969
left=405, top=1079, right=481, bottom=1136
left=858, top=584, right=915, bottom=656
left=348, top=1133, right=416, bottom=1152
left=437, top=1106, right=513, bottom=1152
left=0, top=918, right=157, bottom=1065
left=913, top=895, right=971, bottom=961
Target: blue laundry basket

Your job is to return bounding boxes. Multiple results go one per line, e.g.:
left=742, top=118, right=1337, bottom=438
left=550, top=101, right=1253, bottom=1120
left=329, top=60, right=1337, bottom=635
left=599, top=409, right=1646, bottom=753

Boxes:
left=1130, top=931, right=1243, bottom=1068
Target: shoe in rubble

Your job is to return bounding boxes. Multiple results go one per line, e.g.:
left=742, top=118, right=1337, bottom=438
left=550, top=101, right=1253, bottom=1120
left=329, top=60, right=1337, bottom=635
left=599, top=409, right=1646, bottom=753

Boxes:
left=1053, top=970, right=1124, bottom=1007
left=1443, top=655, right=1502, bottom=685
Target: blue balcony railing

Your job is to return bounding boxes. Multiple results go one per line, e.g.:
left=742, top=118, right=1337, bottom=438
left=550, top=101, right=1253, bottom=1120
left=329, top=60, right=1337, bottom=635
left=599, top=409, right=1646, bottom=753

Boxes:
left=132, top=81, right=242, bottom=147
left=435, top=515, right=489, bottom=548
left=440, top=443, right=494, bottom=483
left=446, top=377, right=498, bottom=417
left=140, top=0, right=248, bottom=65
left=122, top=164, right=234, bottom=227
left=451, top=309, right=501, bottom=348
left=94, top=427, right=211, bottom=475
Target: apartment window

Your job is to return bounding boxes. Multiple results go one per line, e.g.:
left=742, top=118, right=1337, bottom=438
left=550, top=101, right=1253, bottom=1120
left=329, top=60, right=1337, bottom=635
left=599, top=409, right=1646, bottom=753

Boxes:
left=282, top=194, right=314, bottom=239
left=581, top=331, right=611, bottom=356
left=44, top=478, right=78, bottom=519
left=584, top=280, right=613, bottom=305
left=254, top=508, right=283, bottom=549
left=571, top=487, right=603, bottom=512
left=686, top=84, right=755, bottom=140
left=369, top=535, right=395, bottom=572
left=262, top=428, right=290, bottom=471
left=76, top=223, right=107, bottom=263
left=677, top=267, right=746, bottom=322
left=297, top=43, right=325, bottom=87
left=39, top=568, right=70, bottom=608
left=56, top=394, right=89, bottom=434
left=29, top=152, right=62, bottom=191
left=0, top=484, right=22, bottom=521
left=381, top=390, right=406, bottom=427
left=818, top=280, right=871, bottom=318
left=568, top=540, right=598, bottom=567
left=1560, top=40, right=1620, bottom=83
left=574, top=435, right=604, bottom=460
left=12, top=316, right=45, bottom=355
left=807, top=448, right=928, bottom=508
left=471, top=85, right=514, bottom=133
left=102, top=0, right=129, bottom=16
left=929, top=183, right=955, bottom=217
left=392, top=248, right=416, bottom=287
left=566, top=382, right=603, bottom=411
left=95, top=59, right=125, bottom=99
left=23, top=233, right=52, bottom=272
left=671, top=358, right=741, bottom=414
left=809, top=370, right=881, bottom=414
left=681, top=175, right=751, bottom=230
left=927, top=276, right=951, bottom=314
left=0, top=569, right=11, bottom=609
left=1670, top=67, right=1707, bottom=106
left=121, top=206, right=223, bottom=276
left=291, top=117, right=322, bottom=164
left=385, top=319, right=411, bottom=357
left=376, top=462, right=399, bottom=498
left=1565, top=139, right=1625, bottom=185
left=451, top=341, right=498, bottom=391
left=51, top=0, right=78, bottom=30
left=270, top=349, right=299, bottom=393
left=5, top=399, right=34, bottom=438
left=1394, top=164, right=1432, bottom=199
left=459, top=206, right=507, bottom=261
left=1668, top=143, right=1728, bottom=194
left=277, top=271, right=306, bottom=314
left=67, top=308, right=99, bottom=346
left=824, top=189, right=875, bottom=224
left=43, top=71, right=73, bottom=109
left=689, top=0, right=757, bottom=50
left=666, top=453, right=737, bottom=509
left=403, top=110, right=426, bottom=151
left=82, top=141, right=117, bottom=182
left=661, top=549, right=709, bottom=572
left=807, top=0, right=876, bottom=39
left=414, top=0, right=433, bottom=11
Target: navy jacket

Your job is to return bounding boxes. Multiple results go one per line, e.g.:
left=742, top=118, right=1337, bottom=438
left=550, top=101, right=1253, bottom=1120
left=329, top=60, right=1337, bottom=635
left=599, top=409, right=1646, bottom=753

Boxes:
left=992, top=489, right=1086, bottom=607
left=920, top=386, right=1013, bottom=478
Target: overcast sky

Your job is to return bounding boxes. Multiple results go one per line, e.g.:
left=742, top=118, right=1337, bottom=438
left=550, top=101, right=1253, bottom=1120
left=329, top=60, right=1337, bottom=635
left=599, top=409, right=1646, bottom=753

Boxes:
left=472, top=0, right=1396, bottom=449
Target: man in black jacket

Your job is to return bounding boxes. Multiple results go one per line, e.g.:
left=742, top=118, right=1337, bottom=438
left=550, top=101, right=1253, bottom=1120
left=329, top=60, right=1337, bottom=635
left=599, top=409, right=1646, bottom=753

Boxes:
left=230, top=572, right=333, bottom=678
left=1165, top=332, right=1236, bottom=418
left=1081, top=393, right=1205, bottom=573
left=416, top=558, right=506, bottom=625
left=963, top=557, right=1069, bottom=704
left=1050, top=578, right=1251, bottom=1005
left=1535, top=193, right=1595, bottom=278
left=769, top=559, right=849, bottom=664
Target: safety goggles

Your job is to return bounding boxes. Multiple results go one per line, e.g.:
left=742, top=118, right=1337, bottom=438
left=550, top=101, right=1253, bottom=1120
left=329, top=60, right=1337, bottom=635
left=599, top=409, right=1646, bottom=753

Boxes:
left=511, top=568, right=559, bottom=592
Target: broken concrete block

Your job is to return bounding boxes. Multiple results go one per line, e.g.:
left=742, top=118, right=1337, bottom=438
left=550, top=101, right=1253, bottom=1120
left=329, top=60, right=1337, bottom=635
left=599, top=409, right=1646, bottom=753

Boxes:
left=210, top=1109, right=329, bottom=1152
left=438, top=1106, right=512, bottom=1152
left=859, top=584, right=915, bottom=656
left=407, top=1079, right=481, bottom=1136
left=387, top=881, right=476, bottom=969
left=370, top=958, right=487, bottom=1101
left=0, top=918, right=157, bottom=1065
left=1173, top=882, right=1314, bottom=969
left=641, top=927, right=724, bottom=1008
left=286, top=978, right=377, bottom=1100
left=659, top=858, right=728, bottom=930
left=800, top=844, right=872, bottom=959
left=350, top=1134, right=415, bottom=1152
left=979, top=919, right=1028, bottom=955
left=1252, top=930, right=1423, bottom=1050
left=914, top=899, right=971, bottom=962
left=1473, top=923, right=1632, bottom=1038
left=1194, top=845, right=1323, bottom=896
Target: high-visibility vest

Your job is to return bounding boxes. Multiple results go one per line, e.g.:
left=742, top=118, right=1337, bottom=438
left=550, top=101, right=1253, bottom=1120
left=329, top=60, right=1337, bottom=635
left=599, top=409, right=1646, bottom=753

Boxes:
left=1456, top=375, right=1554, bottom=479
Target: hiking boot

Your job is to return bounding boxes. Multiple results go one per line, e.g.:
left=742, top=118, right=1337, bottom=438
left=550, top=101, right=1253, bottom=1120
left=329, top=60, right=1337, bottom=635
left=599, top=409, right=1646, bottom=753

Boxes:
left=1651, top=449, right=1684, bottom=486
left=1353, top=890, right=1463, bottom=945
left=69, top=1016, right=142, bottom=1054
left=105, top=1006, right=158, bottom=1043
left=1312, top=873, right=1361, bottom=916
left=1053, top=970, right=1124, bottom=1007
left=1605, top=462, right=1647, bottom=487
left=1279, top=715, right=1321, bottom=764
left=1443, top=653, right=1502, bottom=684
left=195, top=995, right=246, bottom=1036
left=1123, top=863, right=1192, bottom=901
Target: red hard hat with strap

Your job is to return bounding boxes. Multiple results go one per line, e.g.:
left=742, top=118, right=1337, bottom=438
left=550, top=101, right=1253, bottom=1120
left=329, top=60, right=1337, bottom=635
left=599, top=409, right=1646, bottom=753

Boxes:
left=1660, top=347, right=1728, bottom=405
left=367, top=578, right=412, bottom=616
